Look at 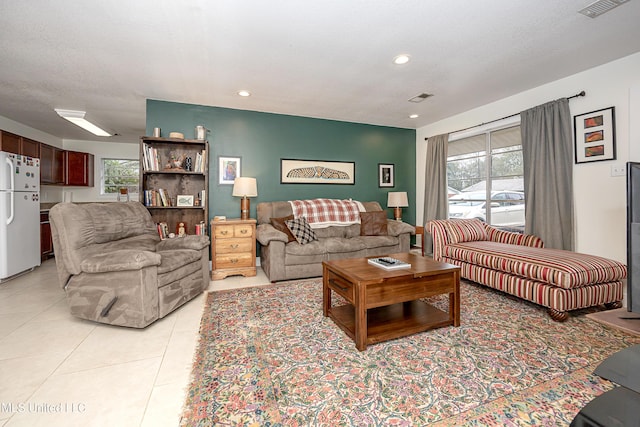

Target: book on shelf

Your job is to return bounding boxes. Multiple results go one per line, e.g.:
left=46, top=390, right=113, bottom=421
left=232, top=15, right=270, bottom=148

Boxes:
left=144, top=189, right=172, bottom=207
left=194, top=152, right=201, bottom=173
left=193, top=150, right=206, bottom=173
left=156, top=222, right=169, bottom=240
left=158, top=188, right=169, bottom=207
left=142, top=144, right=160, bottom=171
left=367, top=257, right=411, bottom=270
left=195, top=221, right=207, bottom=236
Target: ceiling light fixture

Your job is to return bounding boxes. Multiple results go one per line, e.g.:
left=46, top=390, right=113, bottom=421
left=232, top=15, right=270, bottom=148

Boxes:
left=393, top=54, right=410, bottom=65
left=238, top=90, right=251, bottom=97
left=409, top=114, right=419, bottom=119
left=54, top=109, right=111, bottom=137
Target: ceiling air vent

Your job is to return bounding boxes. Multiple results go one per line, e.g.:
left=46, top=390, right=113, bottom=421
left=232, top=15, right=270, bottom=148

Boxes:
left=408, top=93, right=433, bottom=103
left=579, top=0, right=629, bottom=18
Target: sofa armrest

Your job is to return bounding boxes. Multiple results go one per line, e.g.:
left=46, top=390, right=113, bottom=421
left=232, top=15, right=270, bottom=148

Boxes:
left=80, top=249, right=161, bottom=273
left=426, top=220, right=452, bottom=261
left=386, top=220, right=415, bottom=237
left=256, top=223, right=288, bottom=245
left=485, top=225, right=544, bottom=248
left=155, top=235, right=210, bottom=251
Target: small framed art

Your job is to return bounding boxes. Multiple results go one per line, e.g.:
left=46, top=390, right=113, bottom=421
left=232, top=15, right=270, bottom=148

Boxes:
left=378, top=163, right=394, bottom=187
left=574, top=106, right=616, bottom=164
left=177, top=195, right=194, bottom=207
left=218, top=156, right=241, bottom=185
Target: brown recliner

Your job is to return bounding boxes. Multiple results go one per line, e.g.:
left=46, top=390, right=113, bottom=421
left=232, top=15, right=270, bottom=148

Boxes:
left=49, top=202, right=210, bottom=328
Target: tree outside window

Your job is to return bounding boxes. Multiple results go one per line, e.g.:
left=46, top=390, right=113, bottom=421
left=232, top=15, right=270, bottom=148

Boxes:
left=102, top=159, right=139, bottom=195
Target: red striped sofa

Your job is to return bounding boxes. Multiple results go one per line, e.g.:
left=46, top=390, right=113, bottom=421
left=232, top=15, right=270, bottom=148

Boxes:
left=427, top=219, right=625, bottom=321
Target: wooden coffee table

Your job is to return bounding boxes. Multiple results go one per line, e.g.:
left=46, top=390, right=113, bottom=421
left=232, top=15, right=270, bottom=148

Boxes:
left=322, top=253, right=460, bottom=351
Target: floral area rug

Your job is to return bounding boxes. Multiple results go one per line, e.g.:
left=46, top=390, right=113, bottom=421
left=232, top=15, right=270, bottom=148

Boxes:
left=180, top=279, right=640, bottom=426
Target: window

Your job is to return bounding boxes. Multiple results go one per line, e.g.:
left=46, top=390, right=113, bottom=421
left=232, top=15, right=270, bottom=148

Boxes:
left=101, top=159, right=139, bottom=196
left=446, top=126, right=524, bottom=231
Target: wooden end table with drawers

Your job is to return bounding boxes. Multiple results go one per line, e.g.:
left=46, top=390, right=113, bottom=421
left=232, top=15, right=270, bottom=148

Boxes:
left=323, top=253, right=460, bottom=351
left=211, top=218, right=257, bottom=280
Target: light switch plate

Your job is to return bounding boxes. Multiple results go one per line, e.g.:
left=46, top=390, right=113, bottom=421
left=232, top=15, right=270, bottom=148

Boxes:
left=611, top=164, right=626, bottom=177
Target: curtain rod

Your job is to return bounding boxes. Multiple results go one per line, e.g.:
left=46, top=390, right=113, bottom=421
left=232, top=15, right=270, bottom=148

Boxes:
left=424, top=90, right=586, bottom=140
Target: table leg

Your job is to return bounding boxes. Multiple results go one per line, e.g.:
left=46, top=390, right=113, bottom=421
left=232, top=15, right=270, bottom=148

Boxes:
left=354, top=283, right=367, bottom=351
left=323, top=266, right=331, bottom=317
left=450, top=271, right=460, bottom=327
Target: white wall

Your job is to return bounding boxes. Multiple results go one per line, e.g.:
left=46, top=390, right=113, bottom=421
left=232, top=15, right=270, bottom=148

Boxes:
left=0, top=115, right=62, bottom=148
left=417, top=52, right=640, bottom=263
left=62, top=139, right=138, bottom=203
left=630, top=85, right=640, bottom=162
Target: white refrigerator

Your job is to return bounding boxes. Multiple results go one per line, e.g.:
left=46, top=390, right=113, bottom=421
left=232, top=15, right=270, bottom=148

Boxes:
left=0, top=151, right=41, bottom=281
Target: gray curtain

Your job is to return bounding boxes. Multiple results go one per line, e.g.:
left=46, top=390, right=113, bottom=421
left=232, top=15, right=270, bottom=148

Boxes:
left=521, top=98, right=573, bottom=250
left=423, top=133, right=449, bottom=255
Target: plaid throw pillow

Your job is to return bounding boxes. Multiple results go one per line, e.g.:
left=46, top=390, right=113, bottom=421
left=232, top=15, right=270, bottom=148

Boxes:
left=285, top=217, right=318, bottom=245
left=270, top=215, right=297, bottom=243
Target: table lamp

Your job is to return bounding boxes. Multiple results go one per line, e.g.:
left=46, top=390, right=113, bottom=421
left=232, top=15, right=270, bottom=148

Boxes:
left=232, top=177, right=257, bottom=220
left=387, top=191, right=408, bottom=221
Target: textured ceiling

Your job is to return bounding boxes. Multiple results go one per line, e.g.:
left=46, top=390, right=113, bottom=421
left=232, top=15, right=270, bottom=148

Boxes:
left=1, top=0, right=639, bottom=143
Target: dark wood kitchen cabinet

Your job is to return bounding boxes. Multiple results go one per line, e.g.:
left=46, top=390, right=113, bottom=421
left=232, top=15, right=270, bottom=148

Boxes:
left=40, top=143, right=65, bottom=184
left=1, top=128, right=94, bottom=187
left=40, top=211, right=54, bottom=261
left=21, top=137, right=40, bottom=158
left=64, top=150, right=94, bottom=186
left=0, top=131, right=39, bottom=157
left=0, top=131, right=21, bottom=154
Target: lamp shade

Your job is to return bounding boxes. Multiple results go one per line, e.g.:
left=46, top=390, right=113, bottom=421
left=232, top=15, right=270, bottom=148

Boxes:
left=232, top=177, right=258, bottom=197
left=387, top=192, right=408, bottom=208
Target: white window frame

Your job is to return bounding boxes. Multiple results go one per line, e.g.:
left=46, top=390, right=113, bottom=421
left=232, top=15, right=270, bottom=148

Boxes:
left=100, top=158, right=140, bottom=198
left=447, top=116, right=524, bottom=229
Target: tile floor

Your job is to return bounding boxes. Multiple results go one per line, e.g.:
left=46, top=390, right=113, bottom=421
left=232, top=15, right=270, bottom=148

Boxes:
left=0, top=259, right=270, bottom=427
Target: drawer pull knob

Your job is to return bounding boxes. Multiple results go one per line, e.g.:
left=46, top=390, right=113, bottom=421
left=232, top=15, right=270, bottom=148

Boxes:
left=329, top=279, right=348, bottom=292
left=231, top=258, right=238, bottom=263
left=221, top=230, right=228, bottom=235
left=240, top=229, right=248, bottom=234
left=231, top=244, right=239, bottom=249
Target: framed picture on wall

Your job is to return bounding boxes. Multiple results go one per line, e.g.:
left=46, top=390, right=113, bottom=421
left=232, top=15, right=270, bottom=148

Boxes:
left=574, top=106, right=616, bottom=164
left=218, top=156, right=241, bottom=185
left=378, top=163, right=394, bottom=187
left=280, top=159, right=355, bottom=184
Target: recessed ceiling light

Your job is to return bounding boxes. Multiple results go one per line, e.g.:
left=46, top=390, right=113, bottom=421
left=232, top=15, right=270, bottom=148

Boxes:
left=409, top=114, right=419, bottom=119
left=238, top=90, right=251, bottom=97
left=393, top=54, right=410, bottom=65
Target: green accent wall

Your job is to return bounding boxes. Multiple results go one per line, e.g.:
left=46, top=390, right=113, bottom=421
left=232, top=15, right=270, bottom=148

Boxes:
left=146, top=100, right=416, bottom=228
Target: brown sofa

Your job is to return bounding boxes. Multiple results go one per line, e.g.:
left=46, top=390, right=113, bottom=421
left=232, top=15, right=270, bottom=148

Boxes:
left=256, top=200, right=415, bottom=282
left=49, top=202, right=210, bottom=328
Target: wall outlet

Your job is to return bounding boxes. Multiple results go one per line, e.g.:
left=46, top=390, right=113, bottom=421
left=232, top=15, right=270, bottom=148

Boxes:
left=611, top=164, right=626, bottom=177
